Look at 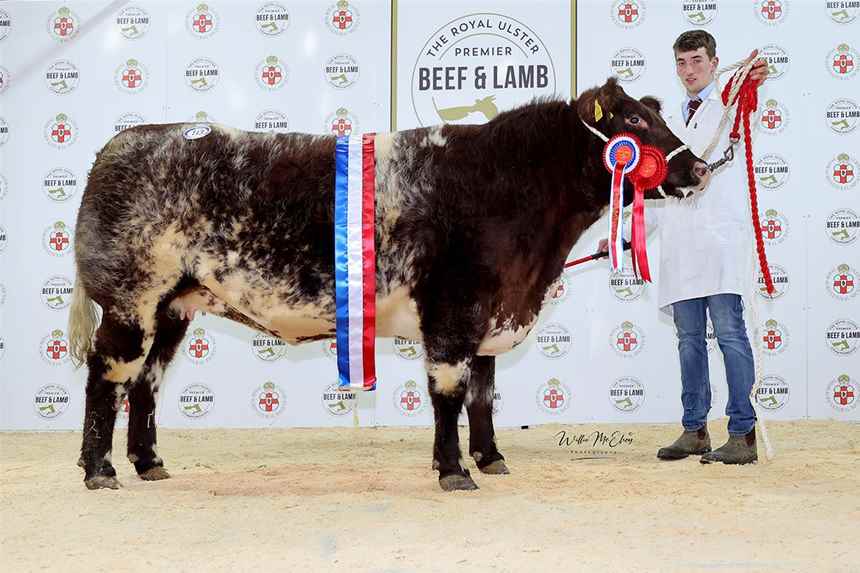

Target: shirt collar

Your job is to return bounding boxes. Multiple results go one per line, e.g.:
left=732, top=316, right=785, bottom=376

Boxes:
left=682, top=81, right=716, bottom=117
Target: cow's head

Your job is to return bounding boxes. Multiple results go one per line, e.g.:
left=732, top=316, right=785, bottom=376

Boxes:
left=577, top=78, right=709, bottom=199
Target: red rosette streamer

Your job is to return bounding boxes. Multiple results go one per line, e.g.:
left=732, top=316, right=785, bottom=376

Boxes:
left=627, top=146, right=668, bottom=282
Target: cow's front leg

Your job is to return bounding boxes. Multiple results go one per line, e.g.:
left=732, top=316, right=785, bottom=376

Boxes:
left=427, top=359, right=478, bottom=491
left=466, top=355, right=509, bottom=475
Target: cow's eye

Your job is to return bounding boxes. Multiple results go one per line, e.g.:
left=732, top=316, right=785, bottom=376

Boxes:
left=625, top=114, right=648, bottom=129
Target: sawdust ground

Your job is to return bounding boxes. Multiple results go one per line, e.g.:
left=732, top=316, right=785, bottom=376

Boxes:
left=1, top=420, right=858, bottom=573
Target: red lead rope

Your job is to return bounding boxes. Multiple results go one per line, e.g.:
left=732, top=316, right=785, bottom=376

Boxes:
left=722, top=74, right=775, bottom=296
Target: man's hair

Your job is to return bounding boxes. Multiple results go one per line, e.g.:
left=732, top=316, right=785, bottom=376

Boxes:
left=673, top=30, right=716, bottom=59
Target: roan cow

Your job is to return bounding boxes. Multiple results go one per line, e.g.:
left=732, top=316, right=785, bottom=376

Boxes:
left=69, top=78, right=709, bottom=491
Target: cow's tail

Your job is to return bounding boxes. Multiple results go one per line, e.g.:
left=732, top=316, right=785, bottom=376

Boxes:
left=68, top=276, right=99, bottom=368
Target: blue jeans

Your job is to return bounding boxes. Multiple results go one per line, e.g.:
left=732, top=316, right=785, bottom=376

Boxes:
left=672, top=294, right=756, bottom=436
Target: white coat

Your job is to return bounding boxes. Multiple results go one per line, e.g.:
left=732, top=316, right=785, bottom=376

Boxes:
left=630, top=83, right=756, bottom=314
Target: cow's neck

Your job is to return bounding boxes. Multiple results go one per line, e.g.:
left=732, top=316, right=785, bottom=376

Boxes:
left=550, top=118, right=615, bottom=259
left=476, top=108, right=617, bottom=295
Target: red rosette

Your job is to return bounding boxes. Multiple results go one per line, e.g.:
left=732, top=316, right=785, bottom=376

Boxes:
left=629, top=145, right=668, bottom=189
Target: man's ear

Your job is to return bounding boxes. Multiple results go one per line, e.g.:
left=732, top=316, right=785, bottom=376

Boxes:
left=576, top=78, right=620, bottom=125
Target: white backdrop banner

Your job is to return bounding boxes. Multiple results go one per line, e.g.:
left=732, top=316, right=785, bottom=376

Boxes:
left=0, top=0, right=856, bottom=431
left=576, top=0, right=859, bottom=425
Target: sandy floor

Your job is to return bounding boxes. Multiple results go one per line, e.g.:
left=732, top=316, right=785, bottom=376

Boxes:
left=1, top=420, right=858, bottom=573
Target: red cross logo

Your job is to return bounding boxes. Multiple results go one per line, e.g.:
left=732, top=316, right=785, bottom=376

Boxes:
left=616, top=331, right=638, bottom=352
left=762, top=109, right=782, bottom=129
left=618, top=3, right=639, bottom=23
left=49, top=231, right=70, bottom=252
left=188, top=337, right=209, bottom=358
left=543, top=388, right=565, bottom=409
left=764, top=218, right=782, bottom=239
left=54, top=17, right=74, bottom=36
left=331, top=118, right=352, bottom=136
left=833, top=274, right=855, bottom=295
left=833, top=385, right=855, bottom=406
left=46, top=339, right=68, bottom=360
left=761, top=1, right=782, bottom=20
left=763, top=329, right=782, bottom=350
left=51, top=123, right=72, bottom=143
left=332, top=9, right=353, bottom=30
left=833, top=54, right=854, bottom=75
left=261, top=65, right=283, bottom=86
left=258, top=391, right=279, bottom=412
left=122, top=68, right=142, bottom=88
left=193, top=14, right=213, bottom=33
left=400, top=391, right=421, bottom=411
left=833, top=163, right=855, bottom=184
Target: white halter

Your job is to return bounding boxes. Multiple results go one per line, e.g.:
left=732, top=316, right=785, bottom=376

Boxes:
left=580, top=119, right=690, bottom=198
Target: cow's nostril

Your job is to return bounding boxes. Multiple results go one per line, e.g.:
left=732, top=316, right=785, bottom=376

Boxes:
left=693, top=162, right=709, bottom=179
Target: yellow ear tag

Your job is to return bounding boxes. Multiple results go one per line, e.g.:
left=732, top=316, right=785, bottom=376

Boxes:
left=594, top=100, right=604, bottom=122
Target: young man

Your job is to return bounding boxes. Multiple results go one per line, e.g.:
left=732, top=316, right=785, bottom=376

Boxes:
left=601, top=30, right=768, bottom=464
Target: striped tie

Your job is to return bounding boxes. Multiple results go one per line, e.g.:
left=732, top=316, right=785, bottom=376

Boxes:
left=686, top=98, right=702, bottom=126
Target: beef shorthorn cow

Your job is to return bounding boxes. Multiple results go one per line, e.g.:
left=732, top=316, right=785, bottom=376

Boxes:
left=69, top=78, right=709, bottom=491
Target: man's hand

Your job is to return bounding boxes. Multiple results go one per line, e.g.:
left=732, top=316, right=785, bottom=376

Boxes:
left=598, top=238, right=609, bottom=253
left=746, top=49, right=769, bottom=83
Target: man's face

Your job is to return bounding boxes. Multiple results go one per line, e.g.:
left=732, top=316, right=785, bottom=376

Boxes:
left=675, top=47, right=718, bottom=96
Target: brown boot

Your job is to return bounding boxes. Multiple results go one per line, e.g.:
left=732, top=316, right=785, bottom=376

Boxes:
left=700, top=427, right=757, bottom=465
left=657, top=426, right=711, bottom=460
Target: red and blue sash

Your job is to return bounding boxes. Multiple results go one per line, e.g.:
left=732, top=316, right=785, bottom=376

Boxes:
left=334, top=134, right=377, bottom=391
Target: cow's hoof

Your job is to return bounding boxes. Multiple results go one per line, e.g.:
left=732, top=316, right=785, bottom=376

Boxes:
left=84, top=475, right=122, bottom=490
left=439, top=473, right=479, bottom=492
left=139, top=466, right=171, bottom=481
left=479, top=459, right=510, bottom=475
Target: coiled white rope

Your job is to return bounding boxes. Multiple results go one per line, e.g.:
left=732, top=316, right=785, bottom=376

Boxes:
left=700, top=56, right=757, bottom=162
left=708, top=52, right=776, bottom=461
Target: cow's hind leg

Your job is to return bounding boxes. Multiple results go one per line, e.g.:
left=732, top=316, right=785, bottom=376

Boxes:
left=466, top=355, right=509, bottom=475
left=127, top=310, right=190, bottom=481
left=80, top=312, right=154, bottom=490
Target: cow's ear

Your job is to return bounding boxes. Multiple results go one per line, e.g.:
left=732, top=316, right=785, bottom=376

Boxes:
left=577, top=78, right=621, bottom=126
left=640, top=96, right=662, bottom=114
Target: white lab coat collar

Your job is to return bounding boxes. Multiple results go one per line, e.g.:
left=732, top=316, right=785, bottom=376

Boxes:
left=681, top=81, right=719, bottom=118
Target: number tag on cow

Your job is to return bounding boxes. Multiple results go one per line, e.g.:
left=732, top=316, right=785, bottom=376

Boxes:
left=183, top=124, right=211, bottom=140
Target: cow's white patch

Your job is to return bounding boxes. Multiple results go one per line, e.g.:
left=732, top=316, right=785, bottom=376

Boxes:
left=374, top=132, right=394, bottom=162
left=464, top=381, right=493, bottom=407
left=428, top=360, right=469, bottom=395
left=104, top=353, right=147, bottom=383
left=422, top=127, right=447, bottom=148
left=478, top=315, right=536, bottom=355
left=376, top=286, right=422, bottom=339
left=113, top=386, right=126, bottom=412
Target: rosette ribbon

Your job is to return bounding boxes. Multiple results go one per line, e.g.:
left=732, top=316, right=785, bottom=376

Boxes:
left=602, top=133, right=668, bottom=282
